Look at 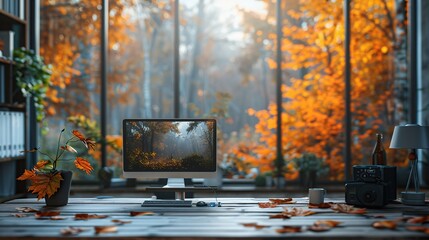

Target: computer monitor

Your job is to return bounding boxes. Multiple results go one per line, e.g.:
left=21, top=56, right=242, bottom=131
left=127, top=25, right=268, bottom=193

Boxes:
left=122, top=119, right=217, bottom=188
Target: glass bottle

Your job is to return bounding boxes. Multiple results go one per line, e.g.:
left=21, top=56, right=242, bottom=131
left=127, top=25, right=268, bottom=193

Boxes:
left=371, top=133, right=387, bottom=165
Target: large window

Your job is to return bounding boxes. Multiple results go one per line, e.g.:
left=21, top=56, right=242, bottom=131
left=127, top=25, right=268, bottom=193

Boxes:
left=39, top=0, right=413, bottom=183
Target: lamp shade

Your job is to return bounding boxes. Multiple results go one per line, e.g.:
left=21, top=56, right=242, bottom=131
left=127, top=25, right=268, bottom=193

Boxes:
left=389, top=124, right=429, bottom=149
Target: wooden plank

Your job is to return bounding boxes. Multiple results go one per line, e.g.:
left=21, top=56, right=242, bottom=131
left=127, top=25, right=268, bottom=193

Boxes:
left=1, top=197, right=429, bottom=239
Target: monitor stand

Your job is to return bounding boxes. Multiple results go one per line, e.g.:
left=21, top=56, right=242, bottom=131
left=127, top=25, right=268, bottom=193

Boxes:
left=162, top=178, right=186, bottom=200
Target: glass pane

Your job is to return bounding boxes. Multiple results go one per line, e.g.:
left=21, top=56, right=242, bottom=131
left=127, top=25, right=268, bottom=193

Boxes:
left=350, top=0, right=408, bottom=167
left=179, top=0, right=275, bottom=179
left=40, top=0, right=102, bottom=180
left=106, top=1, right=174, bottom=177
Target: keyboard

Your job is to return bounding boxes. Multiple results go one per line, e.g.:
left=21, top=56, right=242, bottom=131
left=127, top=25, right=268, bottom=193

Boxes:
left=141, top=200, right=193, bottom=207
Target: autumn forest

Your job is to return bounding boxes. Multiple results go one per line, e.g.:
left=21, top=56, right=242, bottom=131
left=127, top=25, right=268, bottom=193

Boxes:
left=39, top=0, right=409, bottom=181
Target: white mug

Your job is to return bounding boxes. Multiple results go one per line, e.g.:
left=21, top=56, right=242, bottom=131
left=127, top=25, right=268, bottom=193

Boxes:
left=308, top=188, right=326, bottom=205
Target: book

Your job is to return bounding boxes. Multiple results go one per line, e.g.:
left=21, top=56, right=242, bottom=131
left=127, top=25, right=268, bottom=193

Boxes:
left=0, top=31, right=14, bottom=59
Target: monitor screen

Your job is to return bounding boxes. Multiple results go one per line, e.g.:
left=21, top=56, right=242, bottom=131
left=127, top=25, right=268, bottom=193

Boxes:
left=122, top=119, right=217, bottom=179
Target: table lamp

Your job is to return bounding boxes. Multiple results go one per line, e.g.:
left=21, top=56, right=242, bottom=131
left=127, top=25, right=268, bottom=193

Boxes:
left=389, top=124, right=429, bottom=205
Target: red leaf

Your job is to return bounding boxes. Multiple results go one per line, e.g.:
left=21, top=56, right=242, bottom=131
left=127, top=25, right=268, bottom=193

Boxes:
left=74, top=213, right=108, bottom=220
left=308, top=202, right=332, bottom=209
left=269, top=198, right=295, bottom=204
left=35, top=211, right=61, bottom=218
left=275, top=226, right=301, bottom=233
left=407, top=216, right=429, bottom=224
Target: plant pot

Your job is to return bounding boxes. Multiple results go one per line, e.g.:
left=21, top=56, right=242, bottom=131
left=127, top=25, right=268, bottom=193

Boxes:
left=45, top=170, right=72, bottom=207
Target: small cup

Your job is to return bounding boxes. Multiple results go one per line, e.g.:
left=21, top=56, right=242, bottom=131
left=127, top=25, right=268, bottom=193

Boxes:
left=309, top=188, right=326, bottom=205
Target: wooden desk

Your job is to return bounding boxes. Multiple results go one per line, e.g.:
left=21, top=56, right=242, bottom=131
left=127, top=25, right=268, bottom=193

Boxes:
left=0, top=197, right=429, bottom=239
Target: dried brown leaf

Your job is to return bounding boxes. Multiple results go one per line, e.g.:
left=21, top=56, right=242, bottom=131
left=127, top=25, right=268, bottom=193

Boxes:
left=308, top=225, right=332, bottom=232
left=94, top=225, right=118, bottom=234
left=60, top=226, right=90, bottom=235
left=372, top=220, right=397, bottom=230
left=269, top=213, right=291, bottom=219
left=330, top=203, right=366, bottom=214
left=242, top=223, right=258, bottom=227
left=111, top=219, right=131, bottom=225
left=15, top=207, right=38, bottom=213
left=407, top=216, right=429, bottom=224
left=406, top=226, right=429, bottom=234
left=35, top=211, right=61, bottom=218
left=130, top=211, right=154, bottom=216
left=275, top=226, right=301, bottom=233
left=11, top=213, right=28, bottom=218
left=74, top=213, right=108, bottom=220
left=314, top=220, right=342, bottom=227
left=258, top=202, right=278, bottom=208
left=269, top=198, right=295, bottom=204
left=308, top=202, right=332, bottom=209
left=282, top=207, right=316, bottom=217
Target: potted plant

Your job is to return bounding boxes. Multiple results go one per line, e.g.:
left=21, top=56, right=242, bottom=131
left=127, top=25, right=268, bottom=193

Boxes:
left=17, top=129, right=95, bottom=206
left=292, top=153, right=328, bottom=188
left=13, top=47, right=52, bottom=122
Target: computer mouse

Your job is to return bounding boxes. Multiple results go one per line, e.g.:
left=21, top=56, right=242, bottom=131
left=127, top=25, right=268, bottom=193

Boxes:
left=196, top=201, right=207, bottom=207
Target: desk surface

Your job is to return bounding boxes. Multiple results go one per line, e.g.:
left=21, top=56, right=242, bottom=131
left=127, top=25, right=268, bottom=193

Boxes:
left=1, top=197, right=429, bottom=239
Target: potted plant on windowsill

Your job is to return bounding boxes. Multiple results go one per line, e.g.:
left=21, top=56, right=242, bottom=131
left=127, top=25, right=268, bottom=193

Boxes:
left=17, top=129, right=95, bottom=206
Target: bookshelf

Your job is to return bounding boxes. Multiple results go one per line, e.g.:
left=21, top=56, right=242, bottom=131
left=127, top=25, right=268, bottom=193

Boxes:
left=0, top=0, right=28, bottom=198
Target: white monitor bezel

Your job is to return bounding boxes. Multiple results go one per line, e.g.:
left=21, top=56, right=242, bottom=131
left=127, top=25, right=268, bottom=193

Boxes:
left=122, top=118, right=217, bottom=179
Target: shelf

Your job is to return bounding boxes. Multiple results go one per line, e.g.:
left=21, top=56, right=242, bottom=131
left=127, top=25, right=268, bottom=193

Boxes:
left=0, top=103, right=25, bottom=110
left=0, top=9, right=26, bottom=26
left=0, top=156, right=25, bottom=163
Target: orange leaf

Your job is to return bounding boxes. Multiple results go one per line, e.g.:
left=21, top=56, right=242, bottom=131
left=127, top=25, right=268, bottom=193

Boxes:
left=17, top=169, right=36, bottom=181
left=406, top=226, right=429, bottom=234
left=258, top=202, right=278, bottom=208
left=372, top=220, right=397, bottom=230
left=275, top=226, right=301, bottom=233
left=94, top=226, right=118, bottom=234
left=34, top=160, right=51, bottom=170
left=269, top=198, right=295, bottom=204
left=130, top=211, right=154, bottom=216
left=314, top=220, right=342, bottom=227
left=72, top=130, right=96, bottom=150
left=28, top=172, right=63, bottom=200
left=74, top=213, right=108, bottom=220
left=74, top=157, right=93, bottom=175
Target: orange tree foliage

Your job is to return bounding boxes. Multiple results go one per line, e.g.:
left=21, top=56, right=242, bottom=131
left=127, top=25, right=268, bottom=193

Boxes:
left=233, top=0, right=401, bottom=181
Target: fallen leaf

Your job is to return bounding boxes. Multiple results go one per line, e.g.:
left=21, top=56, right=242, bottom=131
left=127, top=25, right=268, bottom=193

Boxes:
left=372, top=220, right=397, bottom=230
left=11, top=213, right=28, bottom=218
left=406, top=226, right=429, bottom=234
left=94, top=226, right=118, bottom=234
left=242, top=223, right=258, bottom=227
left=275, top=226, right=301, bottom=233
left=258, top=202, right=278, bottom=208
left=50, top=216, right=67, bottom=220
left=130, top=211, right=154, bottom=216
left=269, top=198, right=295, bottom=204
left=314, top=220, right=342, bottom=227
left=35, top=211, right=61, bottom=218
left=330, top=203, right=366, bottom=214
left=308, top=225, right=332, bottom=232
left=282, top=207, right=316, bottom=217
left=269, top=213, right=291, bottom=219
left=407, top=216, right=429, bottom=224
left=60, top=227, right=89, bottom=235
left=254, top=225, right=270, bottom=229
left=15, top=207, right=38, bottom=213
left=74, top=213, right=109, bottom=220
left=308, top=202, right=331, bottom=209
left=111, top=219, right=131, bottom=225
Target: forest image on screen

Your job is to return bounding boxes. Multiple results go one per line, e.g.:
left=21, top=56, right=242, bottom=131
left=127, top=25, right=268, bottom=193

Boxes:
left=125, top=121, right=215, bottom=171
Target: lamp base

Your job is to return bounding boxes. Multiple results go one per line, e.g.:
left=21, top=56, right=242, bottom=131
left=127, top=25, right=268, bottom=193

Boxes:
left=401, top=192, right=426, bottom=206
